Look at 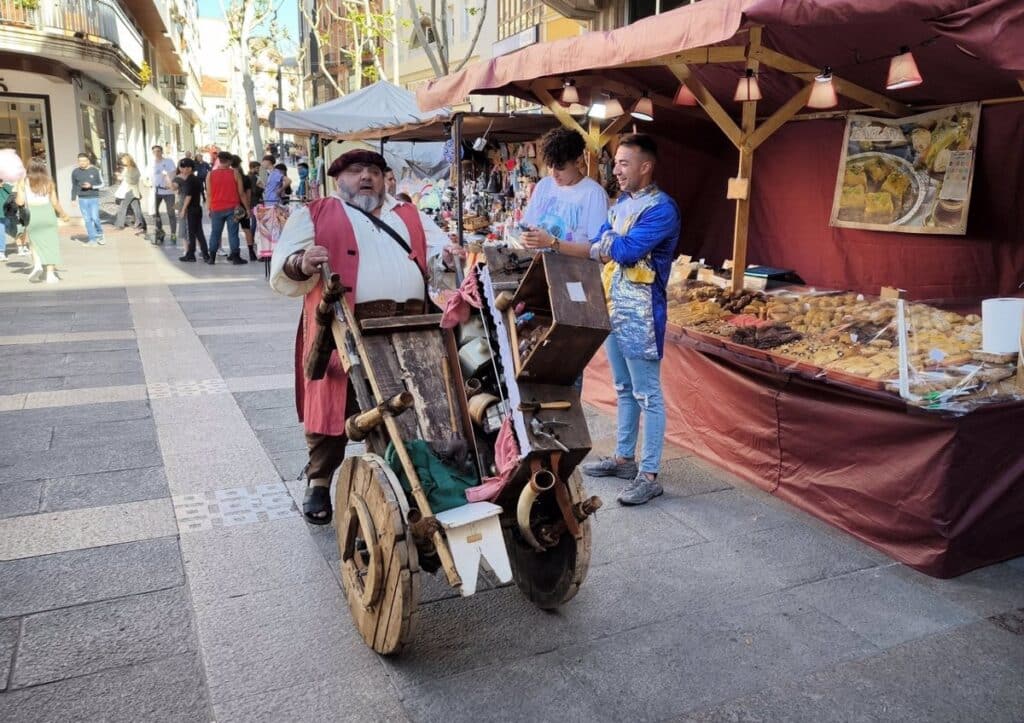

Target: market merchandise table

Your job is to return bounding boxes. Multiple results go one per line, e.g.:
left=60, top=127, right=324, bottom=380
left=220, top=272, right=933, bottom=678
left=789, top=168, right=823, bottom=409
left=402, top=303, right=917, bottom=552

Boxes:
left=583, top=329, right=1024, bottom=578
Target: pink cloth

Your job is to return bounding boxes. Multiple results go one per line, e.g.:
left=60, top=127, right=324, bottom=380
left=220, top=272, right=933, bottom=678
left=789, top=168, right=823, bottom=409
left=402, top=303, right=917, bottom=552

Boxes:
left=466, top=416, right=521, bottom=503
left=255, top=204, right=291, bottom=260
left=440, top=265, right=483, bottom=329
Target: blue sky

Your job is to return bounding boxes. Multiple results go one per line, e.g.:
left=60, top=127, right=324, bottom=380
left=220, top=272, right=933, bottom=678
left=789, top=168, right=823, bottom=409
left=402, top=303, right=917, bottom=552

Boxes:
left=197, top=0, right=300, bottom=50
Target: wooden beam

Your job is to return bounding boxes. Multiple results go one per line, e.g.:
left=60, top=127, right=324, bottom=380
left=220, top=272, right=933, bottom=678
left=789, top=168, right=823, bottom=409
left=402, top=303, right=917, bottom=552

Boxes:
left=586, top=119, right=601, bottom=181
left=531, top=82, right=597, bottom=152
left=731, top=26, right=761, bottom=292
left=750, top=45, right=908, bottom=117
left=745, top=82, right=813, bottom=152
left=599, top=114, right=634, bottom=146
left=667, top=63, right=742, bottom=148
left=1018, top=78, right=1024, bottom=93
left=619, top=45, right=748, bottom=69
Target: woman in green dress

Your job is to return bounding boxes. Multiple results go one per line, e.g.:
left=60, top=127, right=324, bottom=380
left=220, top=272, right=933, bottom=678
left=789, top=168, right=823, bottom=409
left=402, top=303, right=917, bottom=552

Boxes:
left=16, top=158, right=69, bottom=283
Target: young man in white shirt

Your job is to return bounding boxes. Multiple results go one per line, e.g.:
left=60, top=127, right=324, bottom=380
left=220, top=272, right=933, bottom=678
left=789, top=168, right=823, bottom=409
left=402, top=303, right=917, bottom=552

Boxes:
left=147, top=145, right=177, bottom=244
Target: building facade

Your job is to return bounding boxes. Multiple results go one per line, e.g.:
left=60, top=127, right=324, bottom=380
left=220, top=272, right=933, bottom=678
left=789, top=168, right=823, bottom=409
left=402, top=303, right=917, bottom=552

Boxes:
left=0, top=0, right=204, bottom=213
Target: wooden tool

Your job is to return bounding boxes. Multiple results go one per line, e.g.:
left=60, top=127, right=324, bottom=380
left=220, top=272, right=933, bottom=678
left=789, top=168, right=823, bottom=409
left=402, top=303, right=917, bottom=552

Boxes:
left=518, top=400, right=572, bottom=412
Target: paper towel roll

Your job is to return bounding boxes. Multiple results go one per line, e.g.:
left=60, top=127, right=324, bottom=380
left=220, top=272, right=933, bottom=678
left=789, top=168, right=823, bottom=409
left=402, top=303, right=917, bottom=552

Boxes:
left=981, top=298, right=1024, bottom=354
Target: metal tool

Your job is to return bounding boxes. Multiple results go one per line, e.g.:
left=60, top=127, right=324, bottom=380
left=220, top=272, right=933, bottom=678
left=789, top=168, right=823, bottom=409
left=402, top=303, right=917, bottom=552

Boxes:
left=518, top=400, right=572, bottom=413
left=529, top=417, right=570, bottom=452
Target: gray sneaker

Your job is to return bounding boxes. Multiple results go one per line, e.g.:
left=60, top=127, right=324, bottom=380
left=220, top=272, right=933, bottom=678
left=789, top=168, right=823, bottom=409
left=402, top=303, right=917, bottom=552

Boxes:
left=581, top=456, right=638, bottom=479
left=617, top=474, right=663, bottom=506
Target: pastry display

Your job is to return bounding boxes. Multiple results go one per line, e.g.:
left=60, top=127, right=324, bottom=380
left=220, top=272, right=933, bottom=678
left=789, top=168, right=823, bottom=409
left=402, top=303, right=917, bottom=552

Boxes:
left=666, top=280, right=1017, bottom=408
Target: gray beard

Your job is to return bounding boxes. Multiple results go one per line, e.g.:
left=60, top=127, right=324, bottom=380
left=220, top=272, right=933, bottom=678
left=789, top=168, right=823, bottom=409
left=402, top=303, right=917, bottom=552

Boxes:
left=338, top=187, right=383, bottom=213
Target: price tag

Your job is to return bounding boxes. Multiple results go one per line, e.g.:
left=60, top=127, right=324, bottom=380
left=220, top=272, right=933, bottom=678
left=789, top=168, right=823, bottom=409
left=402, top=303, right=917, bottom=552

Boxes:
left=566, top=281, right=586, bottom=303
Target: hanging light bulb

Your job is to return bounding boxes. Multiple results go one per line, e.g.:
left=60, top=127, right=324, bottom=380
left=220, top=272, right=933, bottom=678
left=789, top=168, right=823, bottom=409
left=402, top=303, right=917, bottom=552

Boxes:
left=807, top=67, right=838, bottom=109
left=673, top=83, right=698, bottom=106
left=630, top=92, right=654, bottom=121
left=886, top=46, right=923, bottom=90
left=561, top=78, right=579, bottom=105
left=605, top=94, right=624, bottom=117
left=733, top=69, right=762, bottom=102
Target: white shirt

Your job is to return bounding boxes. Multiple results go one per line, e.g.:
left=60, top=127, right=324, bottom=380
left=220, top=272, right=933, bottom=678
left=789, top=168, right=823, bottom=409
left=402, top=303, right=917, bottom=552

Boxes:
left=149, top=158, right=177, bottom=195
left=270, top=194, right=449, bottom=301
left=522, top=175, right=609, bottom=243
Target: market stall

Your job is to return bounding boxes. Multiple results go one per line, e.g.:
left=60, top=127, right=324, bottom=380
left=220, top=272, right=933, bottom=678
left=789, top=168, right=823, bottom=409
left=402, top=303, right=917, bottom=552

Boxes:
left=416, top=0, right=1024, bottom=576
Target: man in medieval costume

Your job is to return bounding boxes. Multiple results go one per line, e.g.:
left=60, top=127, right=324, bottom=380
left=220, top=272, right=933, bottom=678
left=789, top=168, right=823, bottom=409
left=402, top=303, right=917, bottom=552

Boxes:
left=270, top=149, right=449, bottom=524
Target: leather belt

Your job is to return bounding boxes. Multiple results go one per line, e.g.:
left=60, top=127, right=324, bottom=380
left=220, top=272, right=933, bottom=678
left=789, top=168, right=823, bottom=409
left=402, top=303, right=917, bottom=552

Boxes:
left=354, top=298, right=425, bottom=320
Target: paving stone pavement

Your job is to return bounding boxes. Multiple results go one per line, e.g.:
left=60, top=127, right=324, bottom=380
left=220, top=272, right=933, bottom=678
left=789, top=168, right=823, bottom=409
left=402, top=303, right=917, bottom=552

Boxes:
left=1, top=223, right=1022, bottom=722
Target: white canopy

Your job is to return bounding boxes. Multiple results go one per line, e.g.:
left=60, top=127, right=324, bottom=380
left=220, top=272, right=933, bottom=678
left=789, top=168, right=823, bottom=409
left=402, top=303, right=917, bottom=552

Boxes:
left=272, top=81, right=451, bottom=138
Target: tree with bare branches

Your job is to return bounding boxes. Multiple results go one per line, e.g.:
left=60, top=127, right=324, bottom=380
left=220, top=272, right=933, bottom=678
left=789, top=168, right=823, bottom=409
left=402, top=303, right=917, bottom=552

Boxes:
left=406, top=0, right=488, bottom=78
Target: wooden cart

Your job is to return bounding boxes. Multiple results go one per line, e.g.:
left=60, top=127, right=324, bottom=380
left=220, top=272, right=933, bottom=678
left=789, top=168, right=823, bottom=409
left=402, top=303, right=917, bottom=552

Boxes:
left=308, top=252, right=609, bottom=655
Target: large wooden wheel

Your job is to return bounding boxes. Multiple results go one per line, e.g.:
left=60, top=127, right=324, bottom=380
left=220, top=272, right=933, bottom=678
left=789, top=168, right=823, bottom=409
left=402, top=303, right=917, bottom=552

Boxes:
left=504, top=468, right=592, bottom=610
left=334, top=455, right=420, bottom=655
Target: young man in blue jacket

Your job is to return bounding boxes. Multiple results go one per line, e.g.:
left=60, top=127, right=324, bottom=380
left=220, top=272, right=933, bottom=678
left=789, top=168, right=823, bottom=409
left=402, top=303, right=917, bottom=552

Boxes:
left=582, top=134, right=680, bottom=506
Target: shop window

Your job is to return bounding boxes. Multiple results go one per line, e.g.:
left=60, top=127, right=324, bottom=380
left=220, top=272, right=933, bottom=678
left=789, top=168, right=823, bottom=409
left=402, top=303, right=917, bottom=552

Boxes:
left=0, top=94, right=54, bottom=176
left=629, top=0, right=694, bottom=21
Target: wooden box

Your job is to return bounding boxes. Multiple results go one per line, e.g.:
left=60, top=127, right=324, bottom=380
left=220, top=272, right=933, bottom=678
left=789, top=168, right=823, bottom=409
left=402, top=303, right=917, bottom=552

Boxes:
left=507, top=253, right=610, bottom=386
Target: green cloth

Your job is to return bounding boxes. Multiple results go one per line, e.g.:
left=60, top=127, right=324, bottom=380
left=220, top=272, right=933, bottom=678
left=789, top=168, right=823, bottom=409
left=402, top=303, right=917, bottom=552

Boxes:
left=384, top=440, right=478, bottom=514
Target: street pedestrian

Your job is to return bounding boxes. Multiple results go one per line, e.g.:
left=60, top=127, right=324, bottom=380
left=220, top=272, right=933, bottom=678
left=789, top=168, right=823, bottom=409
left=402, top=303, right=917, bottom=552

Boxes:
left=204, top=150, right=248, bottom=265
left=0, top=149, right=27, bottom=262
left=194, top=150, right=211, bottom=201
left=16, top=158, right=70, bottom=283
left=146, top=145, right=177, bottom=245
left=274, top=163, right=292, bottom=203
left=171, top=162, right=188, bottom=245
left=70, top=152, right=104, bottom=246
left=175, top=158, right=209, bottom=263
left=296, top=162, right=309, bottom=200
left=113, top=153, right=146, bottom=234
left=231, top=155, right=257, bottom=260
left=260, top=155, right=281, bottom=203
left=248, top=161, right=263, bottom=206
left=269, top=149, right=449, bottom=524
left=581, top=134, right=680, bottom=506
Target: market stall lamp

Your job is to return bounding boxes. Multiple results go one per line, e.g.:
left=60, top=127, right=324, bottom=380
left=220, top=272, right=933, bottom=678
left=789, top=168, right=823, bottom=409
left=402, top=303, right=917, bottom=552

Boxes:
left=630, top=93, right=654, bottom=121
left=560, top=79, right=579, bottom=105
left=673, top=83, right=699, bottom=106
left=886, top=47, right=923, bottom=90
left=807, top=67, right=839, bottom=109
left=604, top=94, right=625, bottom=118
left=589, top=91, right=623, bottom=119
left=733, top=69, right=762, bottom=102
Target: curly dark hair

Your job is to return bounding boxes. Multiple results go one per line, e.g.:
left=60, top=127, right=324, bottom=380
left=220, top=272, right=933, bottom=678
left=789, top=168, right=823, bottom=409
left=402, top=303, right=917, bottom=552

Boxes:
left=539, top=127, right=586, bottom=168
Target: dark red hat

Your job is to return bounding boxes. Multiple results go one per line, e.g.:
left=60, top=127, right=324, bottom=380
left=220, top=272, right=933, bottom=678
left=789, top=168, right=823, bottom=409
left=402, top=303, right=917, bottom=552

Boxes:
left=327, top=149, right=387, bottom=177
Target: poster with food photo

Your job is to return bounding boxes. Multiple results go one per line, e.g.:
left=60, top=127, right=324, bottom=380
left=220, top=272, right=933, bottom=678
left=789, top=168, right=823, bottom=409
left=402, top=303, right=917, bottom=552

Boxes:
left=829, top=102, right=980, bottom=235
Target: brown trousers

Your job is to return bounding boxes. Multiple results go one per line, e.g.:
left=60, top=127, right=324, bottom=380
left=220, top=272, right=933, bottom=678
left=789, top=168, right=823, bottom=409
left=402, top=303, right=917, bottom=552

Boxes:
left=304, top=381, right=360, bottom=481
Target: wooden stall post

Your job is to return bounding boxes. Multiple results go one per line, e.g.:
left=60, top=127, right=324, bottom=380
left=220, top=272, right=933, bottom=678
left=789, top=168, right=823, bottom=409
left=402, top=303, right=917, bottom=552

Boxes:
left=730, top=27, right=762, bottom=292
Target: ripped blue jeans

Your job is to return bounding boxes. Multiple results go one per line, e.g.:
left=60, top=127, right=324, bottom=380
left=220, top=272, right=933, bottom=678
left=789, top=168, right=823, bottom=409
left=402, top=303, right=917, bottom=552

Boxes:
left=605, top=332, right=665, bottom=475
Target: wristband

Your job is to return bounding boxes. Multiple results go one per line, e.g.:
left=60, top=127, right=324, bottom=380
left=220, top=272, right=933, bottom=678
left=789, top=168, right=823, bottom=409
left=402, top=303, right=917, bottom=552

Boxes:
left=550, top=238, right=560, bottom=253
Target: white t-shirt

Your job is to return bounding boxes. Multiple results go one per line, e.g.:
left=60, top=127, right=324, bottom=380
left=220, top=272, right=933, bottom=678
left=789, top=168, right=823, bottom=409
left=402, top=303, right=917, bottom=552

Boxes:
left=149, top=158, right=177, bottom=196
left=522, top=175, right=608, bottom=243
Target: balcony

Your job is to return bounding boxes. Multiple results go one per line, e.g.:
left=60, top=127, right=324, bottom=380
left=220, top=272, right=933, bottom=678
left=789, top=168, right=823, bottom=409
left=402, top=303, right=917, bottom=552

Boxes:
left=0, top=0, right=145, bottom=68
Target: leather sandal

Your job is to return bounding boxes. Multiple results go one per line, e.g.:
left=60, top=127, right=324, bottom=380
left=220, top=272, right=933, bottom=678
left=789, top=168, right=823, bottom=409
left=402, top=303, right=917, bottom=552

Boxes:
left=302, top=483, right=332, bottom=525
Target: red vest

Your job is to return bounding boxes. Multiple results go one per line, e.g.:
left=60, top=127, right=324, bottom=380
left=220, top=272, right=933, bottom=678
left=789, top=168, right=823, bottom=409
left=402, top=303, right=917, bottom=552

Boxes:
left=294, top=197, right=428, bottom=435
